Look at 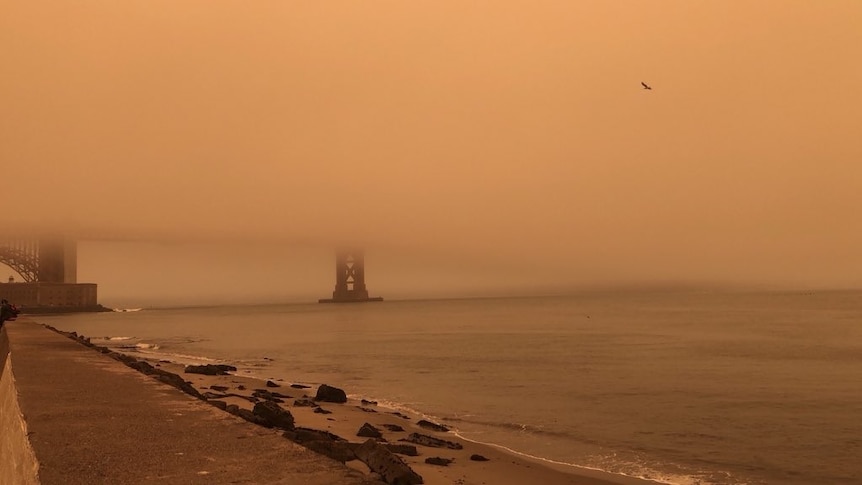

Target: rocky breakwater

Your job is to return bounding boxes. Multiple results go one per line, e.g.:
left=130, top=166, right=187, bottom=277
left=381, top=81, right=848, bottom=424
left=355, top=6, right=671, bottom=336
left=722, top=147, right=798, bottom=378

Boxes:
left=43, top=327, right=432, bottom=484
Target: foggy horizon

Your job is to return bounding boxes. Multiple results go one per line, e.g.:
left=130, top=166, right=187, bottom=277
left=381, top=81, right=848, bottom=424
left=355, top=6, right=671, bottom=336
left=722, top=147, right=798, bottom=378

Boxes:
left=2, top=1, right=861, bottom=304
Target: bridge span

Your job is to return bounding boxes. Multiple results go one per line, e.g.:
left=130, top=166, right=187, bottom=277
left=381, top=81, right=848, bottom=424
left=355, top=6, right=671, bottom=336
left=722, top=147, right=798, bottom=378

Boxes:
left=1, top=238, right=382, bottom=310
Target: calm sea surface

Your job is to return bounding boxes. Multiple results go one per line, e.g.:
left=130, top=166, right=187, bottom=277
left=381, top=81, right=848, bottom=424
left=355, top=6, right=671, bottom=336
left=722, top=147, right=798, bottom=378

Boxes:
left=35, top=290, right=862, bottom=485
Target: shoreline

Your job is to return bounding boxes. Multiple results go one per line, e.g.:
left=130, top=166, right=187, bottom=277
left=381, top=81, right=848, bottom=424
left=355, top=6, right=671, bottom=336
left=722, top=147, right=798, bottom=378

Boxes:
left=51, top=325, right=660, bottom=485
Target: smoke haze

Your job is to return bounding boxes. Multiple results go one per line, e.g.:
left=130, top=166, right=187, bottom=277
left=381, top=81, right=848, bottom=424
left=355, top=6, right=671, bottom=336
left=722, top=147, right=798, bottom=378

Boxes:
left=2, top=1, right=861, bottom=303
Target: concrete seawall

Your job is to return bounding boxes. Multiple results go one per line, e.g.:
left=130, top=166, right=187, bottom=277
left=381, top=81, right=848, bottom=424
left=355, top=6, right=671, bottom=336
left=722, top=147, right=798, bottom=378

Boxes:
left=0, top=320, right=376, bottom=485
left=0, top=325, right=40, bottom=485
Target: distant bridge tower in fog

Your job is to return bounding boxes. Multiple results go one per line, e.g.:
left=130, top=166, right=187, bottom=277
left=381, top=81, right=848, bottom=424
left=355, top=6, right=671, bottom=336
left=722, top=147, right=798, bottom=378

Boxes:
left=0, top=237, right=77, bottom=283
left=0, top=236, right=102, bottom=311
left=319, top=249, right=383, bottom=303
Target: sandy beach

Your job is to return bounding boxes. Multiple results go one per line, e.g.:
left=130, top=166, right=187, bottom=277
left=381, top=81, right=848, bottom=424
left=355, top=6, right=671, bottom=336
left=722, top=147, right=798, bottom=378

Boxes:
left=173, top=365, right=653, bottom=485
left=53, top=325, right=655, bottom=485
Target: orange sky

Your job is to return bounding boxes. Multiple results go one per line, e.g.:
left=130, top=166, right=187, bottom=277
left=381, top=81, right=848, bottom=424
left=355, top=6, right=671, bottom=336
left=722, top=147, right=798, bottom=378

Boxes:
left=2, top=1, right=861, bottom=301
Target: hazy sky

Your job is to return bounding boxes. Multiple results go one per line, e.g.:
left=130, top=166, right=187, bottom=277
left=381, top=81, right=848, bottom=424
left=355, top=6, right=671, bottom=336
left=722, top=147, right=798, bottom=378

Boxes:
left=2, top=1, right=861, bottom=302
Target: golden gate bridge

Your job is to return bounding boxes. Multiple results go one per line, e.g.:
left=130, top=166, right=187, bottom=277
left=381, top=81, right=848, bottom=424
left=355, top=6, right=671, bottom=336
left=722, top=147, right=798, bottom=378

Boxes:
left=0, top=237, right=380, bottom=311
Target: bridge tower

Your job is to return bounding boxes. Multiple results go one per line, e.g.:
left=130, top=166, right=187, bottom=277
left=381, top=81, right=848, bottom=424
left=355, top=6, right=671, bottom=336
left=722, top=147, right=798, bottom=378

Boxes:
left=1, top=236, right=101, bottom=311
left=37, top=238, right=77, bottom=283
left=319, top=250, right=383, bottom=303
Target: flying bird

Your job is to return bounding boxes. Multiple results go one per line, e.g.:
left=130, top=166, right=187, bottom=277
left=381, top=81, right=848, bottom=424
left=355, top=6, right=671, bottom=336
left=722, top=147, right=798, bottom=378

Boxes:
left=641, top=82, right=652, bottom=90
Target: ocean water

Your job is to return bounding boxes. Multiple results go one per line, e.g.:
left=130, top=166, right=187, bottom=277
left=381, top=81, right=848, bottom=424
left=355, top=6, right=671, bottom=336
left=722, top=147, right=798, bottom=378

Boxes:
left=35, top=290, right=862, bottom=485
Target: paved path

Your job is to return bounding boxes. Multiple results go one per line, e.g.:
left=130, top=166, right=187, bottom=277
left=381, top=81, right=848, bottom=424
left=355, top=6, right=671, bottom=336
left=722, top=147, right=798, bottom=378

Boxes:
left=5, top=320, right=376, bottom=485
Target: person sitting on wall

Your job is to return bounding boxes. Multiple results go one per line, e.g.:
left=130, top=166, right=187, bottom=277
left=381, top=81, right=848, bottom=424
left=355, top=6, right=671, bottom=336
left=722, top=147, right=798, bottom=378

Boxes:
left=0, top=299, right=19, bottom=325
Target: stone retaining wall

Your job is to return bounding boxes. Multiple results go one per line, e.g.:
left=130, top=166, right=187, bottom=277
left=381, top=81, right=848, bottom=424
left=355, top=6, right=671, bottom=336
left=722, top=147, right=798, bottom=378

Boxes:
left=0, top=326, right=40, bottom=484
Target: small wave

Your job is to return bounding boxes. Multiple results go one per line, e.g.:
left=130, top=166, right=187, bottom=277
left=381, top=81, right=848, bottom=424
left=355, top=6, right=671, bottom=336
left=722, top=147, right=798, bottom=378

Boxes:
left=344, top=396, right=428, bottom=419
left=112, top=308, right=143, bottom=312
left=234, top=370, right=282, bottom=383
left=135, top=342, right=160, bottom=350
left=445, top=416, right=579, bottom=440
left=443, top=424, right=737, bottom=485
left=140, top=351, right=219, bottom=364
left=107, top=336, right=135, bottom=341
left=332, top=400, right=713, bottom=485
left=448, top=432, right=693, bottom=485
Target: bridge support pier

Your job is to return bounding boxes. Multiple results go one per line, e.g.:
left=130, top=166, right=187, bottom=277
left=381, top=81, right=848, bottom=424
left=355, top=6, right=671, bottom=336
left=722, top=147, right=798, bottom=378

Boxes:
left=319, top=250, right=383, bottom=303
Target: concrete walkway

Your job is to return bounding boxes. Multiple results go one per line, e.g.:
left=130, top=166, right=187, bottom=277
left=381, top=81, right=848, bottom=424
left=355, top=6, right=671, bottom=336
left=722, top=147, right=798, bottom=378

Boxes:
left=5, top=320, right=377, bottom=485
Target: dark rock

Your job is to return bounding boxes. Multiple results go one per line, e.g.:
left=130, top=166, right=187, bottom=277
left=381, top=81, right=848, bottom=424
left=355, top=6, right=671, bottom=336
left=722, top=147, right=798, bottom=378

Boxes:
left=114, top=353, right=137, bottom=365
left=425, top=457, right=452, bottom=466
left=210, top=385, right=229, bottom=392
left=359, top=407, right=378, bottom=413
left=290, top=383, right=311, bottom=389
left=127, top=360, right=156, bottom=375
left=237, top=385, right=246, bottom=390
left=303, top=440, right=357, bottom=463
left=385, top=444, right=419, bottom=456
left=470, top=454, right=489, bottom=462
left=184, top=364, right=237, bottom=376
left=402, top=433, right=462, bottom=450
left=417, top=420, right=449, bottom=432
left=252, top=389, right=285, bottom=403
left=225, top=404, right=240, bottom=414
left=202, top=391, right=229, bottom=400
left=294, top=398, right=317, bottom=407
left=383, top=424, right=405, bottom=432
left=252, top=401, right=295, bottom=430
left=283, top=427, right=346, bottom=444
left=209, top=400, right=227, bottom=410
left=154, top=371, right=204, bottom=400
left=313, top=407, right=332, bottom=415
left=357, top=422, right=383, bottom=439
left=235, top=408, right=269, bottom=426
left=315, top=384, right=347, bottom=403
left=390, top=411, right=411, bottom=420
left=265, top=380, right=280, bottom=388
left=354, top=439, right=424, bottom=485
left=361, top=399, right=378, bottom=406
left=282, top=428, right=356, bottom=463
